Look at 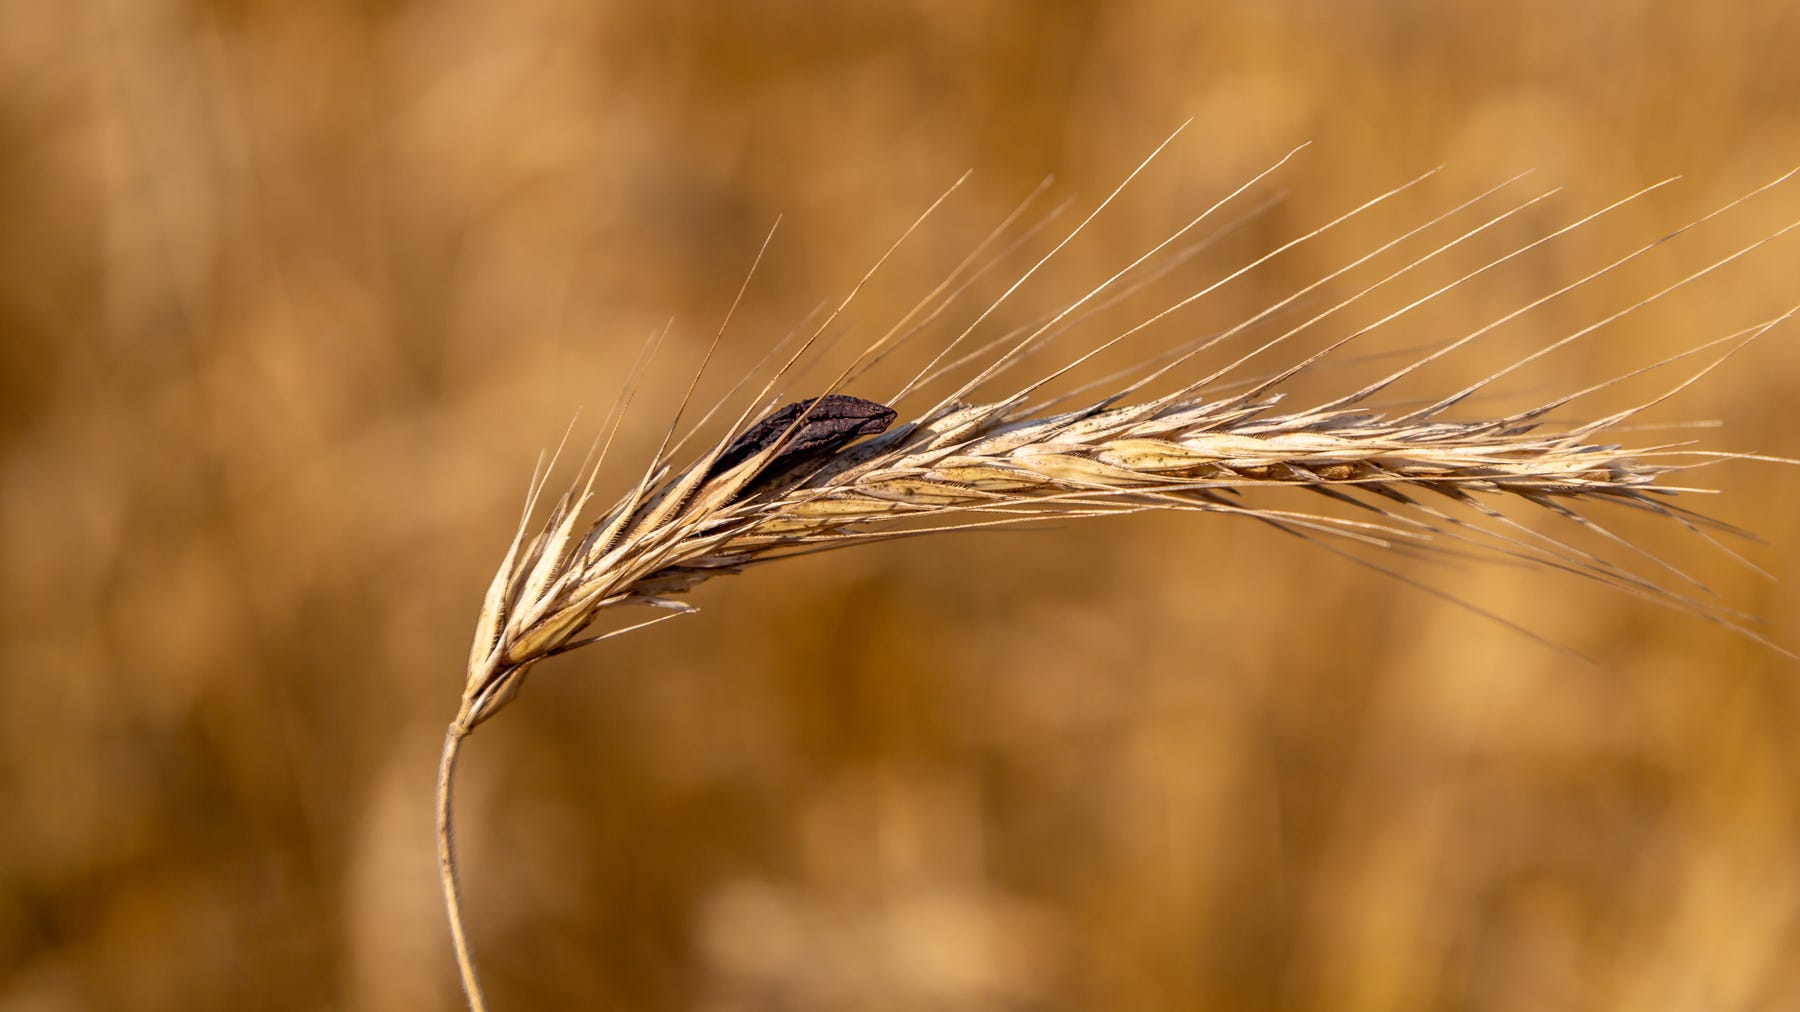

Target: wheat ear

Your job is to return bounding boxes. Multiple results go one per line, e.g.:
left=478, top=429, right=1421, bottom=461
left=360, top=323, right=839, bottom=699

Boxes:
left=437, top=140, right=1798, bottom=1008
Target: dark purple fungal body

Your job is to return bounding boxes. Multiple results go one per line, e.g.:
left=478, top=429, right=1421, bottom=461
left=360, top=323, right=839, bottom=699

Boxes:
left=706, top=395, right=898, bottom=486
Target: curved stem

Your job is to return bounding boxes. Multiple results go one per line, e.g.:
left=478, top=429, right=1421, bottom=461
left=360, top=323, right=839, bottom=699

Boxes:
left=438, top=722, right=488, bottom=1012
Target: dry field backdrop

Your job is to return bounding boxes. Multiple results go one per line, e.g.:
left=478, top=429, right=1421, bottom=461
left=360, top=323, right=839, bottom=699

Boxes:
left=4, top=2, right=1800, bottom=1010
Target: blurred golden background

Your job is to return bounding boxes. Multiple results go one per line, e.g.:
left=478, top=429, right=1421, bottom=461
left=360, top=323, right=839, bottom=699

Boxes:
left=5, top=1, right=1800, bottom=1009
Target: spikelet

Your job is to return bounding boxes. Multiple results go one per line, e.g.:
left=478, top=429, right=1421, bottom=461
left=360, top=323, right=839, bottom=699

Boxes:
left=456, top=142, right=1798, bottom=731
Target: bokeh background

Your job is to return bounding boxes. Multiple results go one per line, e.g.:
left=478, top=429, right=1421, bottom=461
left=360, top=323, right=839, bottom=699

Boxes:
left=5, top=1, right=1800, bottom=1009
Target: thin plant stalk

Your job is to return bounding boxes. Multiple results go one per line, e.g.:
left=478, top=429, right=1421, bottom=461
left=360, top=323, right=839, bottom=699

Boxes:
left=437, top=716, right=485, bottom=1012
